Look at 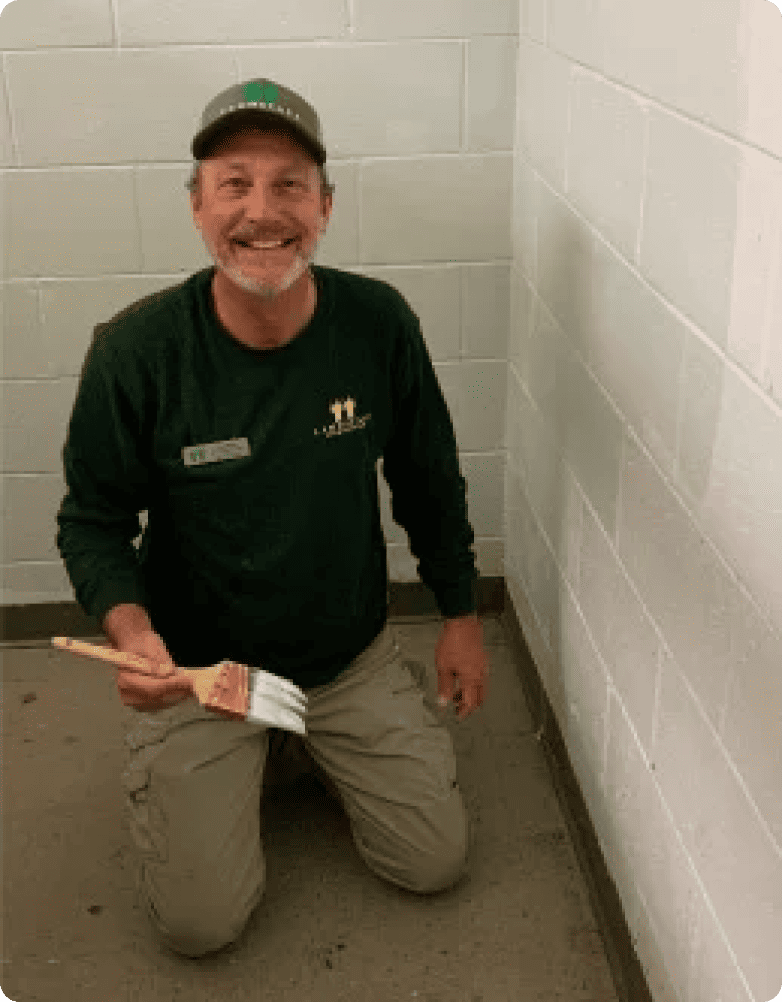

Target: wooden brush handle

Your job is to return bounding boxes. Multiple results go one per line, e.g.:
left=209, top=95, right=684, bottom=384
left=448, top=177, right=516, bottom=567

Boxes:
left=52, top=636, right=250, bottom=722
left=51, top=636, right=175, bottom=676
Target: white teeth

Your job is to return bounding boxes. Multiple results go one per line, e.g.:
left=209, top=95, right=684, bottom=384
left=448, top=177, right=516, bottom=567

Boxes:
left=249, top=239, right=287, bottom=249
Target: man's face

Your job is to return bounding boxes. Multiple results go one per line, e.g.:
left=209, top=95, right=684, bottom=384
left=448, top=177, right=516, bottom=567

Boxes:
left=191, top=128, right=333, bottom=302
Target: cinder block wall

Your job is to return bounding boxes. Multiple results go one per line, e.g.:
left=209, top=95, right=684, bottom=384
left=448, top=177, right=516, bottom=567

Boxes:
left=507, top=3, right=782, bottom=1001
left=2, top=2, right=781, bottom=1000
left=1, top=0, right=515, bottom=601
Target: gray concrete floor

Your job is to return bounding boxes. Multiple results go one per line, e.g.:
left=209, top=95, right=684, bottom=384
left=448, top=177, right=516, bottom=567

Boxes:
left=2, top=615, right=619, bottom=1001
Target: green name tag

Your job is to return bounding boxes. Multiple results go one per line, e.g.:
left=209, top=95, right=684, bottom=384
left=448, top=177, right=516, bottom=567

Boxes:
left=183, top=437, right=251, bottom=467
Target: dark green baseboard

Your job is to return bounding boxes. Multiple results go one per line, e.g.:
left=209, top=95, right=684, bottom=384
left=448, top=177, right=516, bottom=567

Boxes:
left=0, top=577, right=506, bottom=643
left=1, top=577, right=651, bottom=1002
left=1, top=599, right=106, bottom=644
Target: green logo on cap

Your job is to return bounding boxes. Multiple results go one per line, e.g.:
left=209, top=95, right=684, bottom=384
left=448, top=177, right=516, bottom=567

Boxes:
left=244, top=81, right=278, bottom=105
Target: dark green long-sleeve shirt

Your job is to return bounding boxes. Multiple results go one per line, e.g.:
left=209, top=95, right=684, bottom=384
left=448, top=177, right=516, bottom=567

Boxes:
left=56, top=264, right=477, bottom=689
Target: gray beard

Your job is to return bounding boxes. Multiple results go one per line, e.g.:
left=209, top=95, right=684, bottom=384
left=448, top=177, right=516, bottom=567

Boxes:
left=202, top=234, right=320, bottom=302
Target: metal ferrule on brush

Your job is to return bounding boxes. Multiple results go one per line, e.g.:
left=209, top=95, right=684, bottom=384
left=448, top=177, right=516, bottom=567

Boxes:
left=203, top=660, right=250, bottom=720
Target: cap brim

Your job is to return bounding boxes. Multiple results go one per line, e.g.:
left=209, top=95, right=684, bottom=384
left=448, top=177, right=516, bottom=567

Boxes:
left=192, top=109, right=324, bottom=165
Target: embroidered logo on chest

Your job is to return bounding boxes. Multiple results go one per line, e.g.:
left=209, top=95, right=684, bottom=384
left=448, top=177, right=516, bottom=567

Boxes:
left=314, top=397, right=372, bottom=439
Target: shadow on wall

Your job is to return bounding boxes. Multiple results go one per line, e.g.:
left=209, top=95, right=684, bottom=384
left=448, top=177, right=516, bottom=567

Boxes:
left=527, top=204, right=595, bottom=670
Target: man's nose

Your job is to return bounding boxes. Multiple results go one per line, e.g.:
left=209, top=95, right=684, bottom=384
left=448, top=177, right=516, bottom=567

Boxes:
left=239, top=184, right=290, bottom=218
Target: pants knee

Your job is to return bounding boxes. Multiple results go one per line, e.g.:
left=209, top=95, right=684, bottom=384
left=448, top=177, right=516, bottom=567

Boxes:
left=410, top=835, right=469, bottom=894
left=140, top=873, right=264, bottom=958
left=163, top=923, right=240, bottom=959
left=368, top=796, right=470, bottom=895
left=151, top=902, right=254, bottom=958
left=415, top=787, right=470, bottom=894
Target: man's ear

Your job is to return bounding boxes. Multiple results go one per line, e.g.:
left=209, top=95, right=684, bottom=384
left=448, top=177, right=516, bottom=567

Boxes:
left=320, top=194, right=334, bottom=229
left=191, top=193, right=203, bottom=229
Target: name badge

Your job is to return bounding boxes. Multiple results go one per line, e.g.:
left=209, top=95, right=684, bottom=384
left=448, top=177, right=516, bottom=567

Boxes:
left=183, top=437, right=251, bottom=467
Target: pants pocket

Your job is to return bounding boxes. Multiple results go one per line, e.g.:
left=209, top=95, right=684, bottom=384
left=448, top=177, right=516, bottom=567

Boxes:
left=121, top=747, right=170, bottom=864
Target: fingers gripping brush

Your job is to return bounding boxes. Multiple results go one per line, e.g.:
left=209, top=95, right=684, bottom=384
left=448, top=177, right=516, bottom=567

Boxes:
left=51, top=637, right=308, bottom=735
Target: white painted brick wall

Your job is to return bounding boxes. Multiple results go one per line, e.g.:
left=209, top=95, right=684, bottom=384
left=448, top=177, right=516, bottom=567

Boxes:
left=0, top=0, right=517, bottom=599
left=506, top=2, right=782, bottom=1002
left=2, top=1, right=781, bottom=1000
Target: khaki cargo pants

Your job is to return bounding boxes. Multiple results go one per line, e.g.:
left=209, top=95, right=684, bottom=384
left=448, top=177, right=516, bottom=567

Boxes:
left=120, top=622, right=469, bottom=957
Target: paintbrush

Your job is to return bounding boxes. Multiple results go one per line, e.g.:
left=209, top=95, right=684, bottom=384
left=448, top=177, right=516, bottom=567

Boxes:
left=50, top=637, right=308, bottom=735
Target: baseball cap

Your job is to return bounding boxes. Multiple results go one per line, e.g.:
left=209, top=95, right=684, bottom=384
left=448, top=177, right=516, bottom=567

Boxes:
left=191, top=78, right=327, bottom=167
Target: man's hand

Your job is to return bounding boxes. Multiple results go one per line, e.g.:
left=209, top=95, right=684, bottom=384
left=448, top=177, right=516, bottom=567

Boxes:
left=102, top=604, right=191, bottom=711
left=106, top=622, right=193, bottom=711
left=434, top=613, right=489, bottom=722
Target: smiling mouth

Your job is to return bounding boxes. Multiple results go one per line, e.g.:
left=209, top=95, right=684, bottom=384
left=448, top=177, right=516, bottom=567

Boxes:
left=234, top=236, right=298, bottom=251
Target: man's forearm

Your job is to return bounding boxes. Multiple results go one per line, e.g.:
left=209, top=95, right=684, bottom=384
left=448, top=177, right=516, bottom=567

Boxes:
left=102, top=603, right=154, bottom=647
